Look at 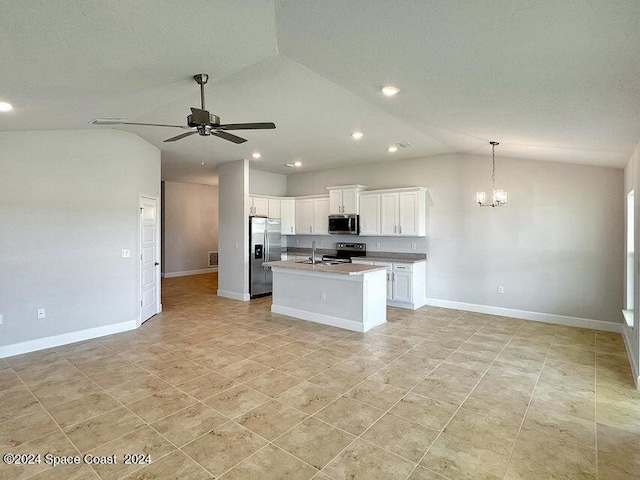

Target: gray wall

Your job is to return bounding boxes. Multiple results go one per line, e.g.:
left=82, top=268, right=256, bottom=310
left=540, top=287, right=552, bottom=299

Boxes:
left=624, top=141, right=639, bottom=382
left=0, top=130, right=160, bottom=347
left=162, top=181, right=218, bottom=275
left=250, top=169, right=287, bottom=196
left=287, top=152, right=624, bottom=323
left=217, top=159, right=250, bottom=299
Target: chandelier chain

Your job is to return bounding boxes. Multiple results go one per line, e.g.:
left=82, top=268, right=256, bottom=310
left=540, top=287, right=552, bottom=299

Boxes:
left=491, top=142, right=496, bottom=190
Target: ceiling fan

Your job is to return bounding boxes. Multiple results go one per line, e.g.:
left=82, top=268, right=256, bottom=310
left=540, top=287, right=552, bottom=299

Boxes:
left=90, top=74, right=276, bottom=143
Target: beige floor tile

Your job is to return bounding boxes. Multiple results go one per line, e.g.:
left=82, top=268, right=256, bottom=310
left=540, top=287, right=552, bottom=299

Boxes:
left=236, top=399, right=308, bottom=440
left=182, top=421, right=268, bottom=477
left=0, top=384, right=41, bottom=424
left=308, top=368, right=366, bottom=394
left=204, top=385, right=270, bottom=418
left=411, top=377, right=470, bottom=406
left=225, top=341, right=274, bottom=358
left=314, top=396, right=383, bottom=436
left=0, top=405, right=58, bottom=449
left=274, top=417, right=355, bottom=469
left=276, top=357, right=329, bottom=379
left=407, top=467, right=449, bottom=479
left=121, top=450, right=212, bottom=480
left=427, top=363, right=484, bottom=389
left=217, top=360, right=273, bottom=382
left=444, top=407, right=520, bottom=455
left=220, top=444, right=317, bottom=480
left=244, top=369, right=302, bottom=397
left=420, top=432, right=509, bottom=480
left=152, top=360, right=212, bottom=385
left=596, top=423, right=640, bottom=479
left=26, top=465, right=99, bottom=480
left=530, top=383, right=595, bottom=422
left=127, top=386, right=197, bottom=423
left=177, top=372, right=237, bottom=400
left=390, top=392, right=458, bottom=431
left=251, top=349, right=301, bottom=368
left=107, top=374, right=171, bottom=404
left=369, top=364, right=425, bottom=390
left=136, top=352, right=191, bottom=374
left=362, top=413, right=439, bottom=462
left=277, top=382, right=340, bottom=415
left=194, top=350, right=246, bottom=370
left=345, top=378, right=407, bottom=410
left=30, top=375, right=102, bottom=408
left=89, top=363, right=150, bottom=389
left=152, top=402, right=228, bottom=447
left=322, top=438, right=415, bottom=480
left=88, top=426, right=175, bottom=480
left=333, top=356, right=388, bottom=377
left=48, top=391, right=121, bottom=428
left=522, top=404, right=595, bottom=447
left=63, top=406, right=145, bottom=451
left=305, top=348, right=354, bottom=366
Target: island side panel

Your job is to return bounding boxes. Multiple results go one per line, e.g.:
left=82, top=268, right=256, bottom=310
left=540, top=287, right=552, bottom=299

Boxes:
left=270, top=268, right=386, bottom=332
left=362, top=269, right=388, bottom=331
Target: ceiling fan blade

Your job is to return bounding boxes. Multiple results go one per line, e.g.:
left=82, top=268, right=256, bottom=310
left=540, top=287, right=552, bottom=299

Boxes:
left=122, top=122, right=185, bottom=128
left=218, top=122, right=276, bottom=130
left=164, top=131, right=198, bottom=143
left=190, top=107, right=211, bottom=125
left=212, top=131, right=247, bottom=144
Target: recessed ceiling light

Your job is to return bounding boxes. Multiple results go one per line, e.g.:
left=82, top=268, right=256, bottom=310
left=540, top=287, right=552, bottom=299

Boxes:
left=381, top=86, right=400, bottom=97
left=0, top=102, right=14, bottom=112
left=252, top=152, right=261, bottom=159
left=351, top=131, right=364, bottom=140
left=201, top=162, right=205, bottom=166
left=387, top=145, right=398, bottom=153
left=294, top=161, right=302, bottom=167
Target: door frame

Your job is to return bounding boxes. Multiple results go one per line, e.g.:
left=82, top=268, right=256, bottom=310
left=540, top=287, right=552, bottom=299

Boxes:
left=139, top=194, right=162, bottom=326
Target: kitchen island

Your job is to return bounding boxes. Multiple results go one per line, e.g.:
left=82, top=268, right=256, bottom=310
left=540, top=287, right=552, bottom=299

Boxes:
left=263, top=260, right=388, bottom=332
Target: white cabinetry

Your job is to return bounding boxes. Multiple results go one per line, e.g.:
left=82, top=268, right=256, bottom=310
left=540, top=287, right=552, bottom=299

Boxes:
left=295, top=196, right=329, bottom=235
left=327, top=185, right=365, bottom=214
left=268, top=198, right=281, bottom=219
left=248, top=196, right=269, bottom=216
left=358, top=188, right=427, bottom=237
left=280, top=199, right=295, bottom=235
left=351, top=259, right=426, bottom=309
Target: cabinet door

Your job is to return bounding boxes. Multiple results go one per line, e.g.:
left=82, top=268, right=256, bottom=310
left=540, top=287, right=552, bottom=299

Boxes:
left=295, top=199, right=314, bottom=234
left=359, top=194, right=380, bottom=236
left=280, top=199, right=295, bottom=235
left=392, top=271, right=412, bottom=302
left=328, top=190, right=342, bottom=214
left=313, top=197, right=329, bottom=235
left=342, top=189, right=359, bottom=214
left=268, top=198, right=281, bottom=219
left=253, top=197, right=269, bottom=217
left=398, top=191, right=418, bottom=236
left=375, top=261, right=393, bottom=300
left=380, top=193, right=399, bottom=236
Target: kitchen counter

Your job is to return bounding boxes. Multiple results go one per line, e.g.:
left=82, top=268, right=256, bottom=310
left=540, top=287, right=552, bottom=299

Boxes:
left=265, top=260, right=387, bottom=333
left=357, top=254, right=427, bottom=263
left=264, top=260, right=387, bottom=275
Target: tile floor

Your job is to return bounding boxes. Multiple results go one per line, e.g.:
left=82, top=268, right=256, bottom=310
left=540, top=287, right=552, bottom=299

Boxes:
left=1, top=274, right=639, bottom=480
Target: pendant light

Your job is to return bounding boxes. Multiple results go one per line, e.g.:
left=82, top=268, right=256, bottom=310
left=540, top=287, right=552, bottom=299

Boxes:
left=477, top=141, right=507, bottom=207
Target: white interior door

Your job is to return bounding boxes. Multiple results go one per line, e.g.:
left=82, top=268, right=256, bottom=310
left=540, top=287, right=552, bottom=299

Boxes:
left=140, top=196, right=159, bottom=323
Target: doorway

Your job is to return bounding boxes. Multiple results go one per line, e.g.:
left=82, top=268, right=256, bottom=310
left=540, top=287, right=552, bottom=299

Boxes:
left=140, top=195, right=161, bottom=323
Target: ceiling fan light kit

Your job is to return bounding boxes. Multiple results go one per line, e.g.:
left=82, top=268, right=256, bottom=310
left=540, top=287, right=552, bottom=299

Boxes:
left=477, top=141, right=507, bottom=207
left=90, top=73, right=275, bottom=144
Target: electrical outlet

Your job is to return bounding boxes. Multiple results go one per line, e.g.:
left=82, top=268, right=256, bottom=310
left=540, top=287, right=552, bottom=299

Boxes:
left=497, top=286, right=504, bottom=294
left=296, top=240, right=300, bottom=245
left=376, top=242, right=381, bottom=248
left=121, top=249, right=130, bottom=258
left=37, top=308, right=46, bottom=319
left=411, top=242, right=417, bottom=250
left=321, top=292, right=327, bottom=300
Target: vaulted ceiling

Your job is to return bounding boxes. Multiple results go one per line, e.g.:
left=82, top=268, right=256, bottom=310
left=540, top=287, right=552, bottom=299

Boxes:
left=1, top=0, right=639, bottom=183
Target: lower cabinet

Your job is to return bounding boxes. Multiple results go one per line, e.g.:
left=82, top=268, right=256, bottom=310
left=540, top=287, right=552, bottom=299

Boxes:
left=351, top=260, right=426, bottom=310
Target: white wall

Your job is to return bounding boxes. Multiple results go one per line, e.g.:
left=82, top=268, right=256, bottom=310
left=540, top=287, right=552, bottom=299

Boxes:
left=287, top=152, right=624, bottom=324
left=162, top=181, right=218, bottom=276
left=217, top=159, right=250, bottom=300
left=250, top=169, right=287, bottom=196
left=0, top=130, right=160, bottom=353
left=624, top=141, right=640, bottom=385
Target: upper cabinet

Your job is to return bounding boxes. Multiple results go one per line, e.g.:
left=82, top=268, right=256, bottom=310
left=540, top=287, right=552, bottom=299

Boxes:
left=248, top=196, right=269, bottom=216
left=295, top=196, right=329, bottom=234
left=280, top=199, right=295, bottom=235
left=327, top=185, right=366, bottom=214
left=359, top=187, right=427, bottom=237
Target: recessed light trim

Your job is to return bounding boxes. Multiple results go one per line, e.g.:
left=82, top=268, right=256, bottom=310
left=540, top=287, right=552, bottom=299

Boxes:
left=381, top=86, right=400, bottom=97
left=387, top=145, right=398, bottom=153
left=252, top=152, right=261, bottom=159
left=0, top=102, right=13, bottom=112
left=294, top=161, right=302, bottom=167
left=351, top=131, right=364, bottom=140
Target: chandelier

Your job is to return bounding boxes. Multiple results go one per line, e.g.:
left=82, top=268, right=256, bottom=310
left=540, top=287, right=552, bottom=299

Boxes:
left=477, top=141, right=507, bottom=207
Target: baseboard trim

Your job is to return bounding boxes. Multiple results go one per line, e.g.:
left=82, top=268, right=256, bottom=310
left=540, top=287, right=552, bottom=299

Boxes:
left=272, top=305, right=378, bottom=332
left=622, top=326, right=640, bottom=390
left=217, top=289, right=251, bottom=301
left=388, top=299, right=427, bottom=310
left=163, top=268, right=217, bottom=279
left=423, top=298, right=623, bottom=333
left=0, top=318, right=139, bottom=359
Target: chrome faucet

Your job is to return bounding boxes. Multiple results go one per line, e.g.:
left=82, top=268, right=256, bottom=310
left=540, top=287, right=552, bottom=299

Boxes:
left=311, top=240, right=317, bottom=264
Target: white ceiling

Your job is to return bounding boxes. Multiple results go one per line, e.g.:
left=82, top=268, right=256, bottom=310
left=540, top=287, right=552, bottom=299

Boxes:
left=1, top=0, right=639, bottom=184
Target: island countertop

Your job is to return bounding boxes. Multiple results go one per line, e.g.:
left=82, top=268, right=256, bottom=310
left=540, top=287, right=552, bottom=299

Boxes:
left=264, top=260, right=387, bottom=276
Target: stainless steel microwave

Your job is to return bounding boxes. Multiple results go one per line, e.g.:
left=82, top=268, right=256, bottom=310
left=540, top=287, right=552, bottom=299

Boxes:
left=328, top=214, right=359, bottom=235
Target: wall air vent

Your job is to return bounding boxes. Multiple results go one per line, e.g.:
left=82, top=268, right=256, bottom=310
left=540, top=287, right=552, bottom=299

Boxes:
left=396, top=142, right=413, bottom=149
left=208, top=251, right=219, bottom=268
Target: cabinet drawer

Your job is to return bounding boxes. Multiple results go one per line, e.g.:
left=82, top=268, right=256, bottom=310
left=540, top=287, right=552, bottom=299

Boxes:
left=393, top=263, right=412, bottom=272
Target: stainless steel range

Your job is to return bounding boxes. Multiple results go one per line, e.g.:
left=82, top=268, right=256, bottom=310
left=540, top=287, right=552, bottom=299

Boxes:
left=322, top=242, right=366, bottom=263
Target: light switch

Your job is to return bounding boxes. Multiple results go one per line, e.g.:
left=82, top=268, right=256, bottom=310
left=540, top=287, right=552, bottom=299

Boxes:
left=121, top=249, right=131, bottom=258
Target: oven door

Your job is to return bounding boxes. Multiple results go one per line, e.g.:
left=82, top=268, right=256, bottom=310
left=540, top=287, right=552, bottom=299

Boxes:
left=328, top=215, right=359, bottom=235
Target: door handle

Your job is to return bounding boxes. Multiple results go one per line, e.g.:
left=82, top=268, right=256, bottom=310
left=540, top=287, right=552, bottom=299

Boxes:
left=154, top=262, right=159, bottom=266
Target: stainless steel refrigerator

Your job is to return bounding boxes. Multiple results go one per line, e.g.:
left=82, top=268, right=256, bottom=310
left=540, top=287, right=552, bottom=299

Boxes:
left=249, top=216, right=281, bottom=298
